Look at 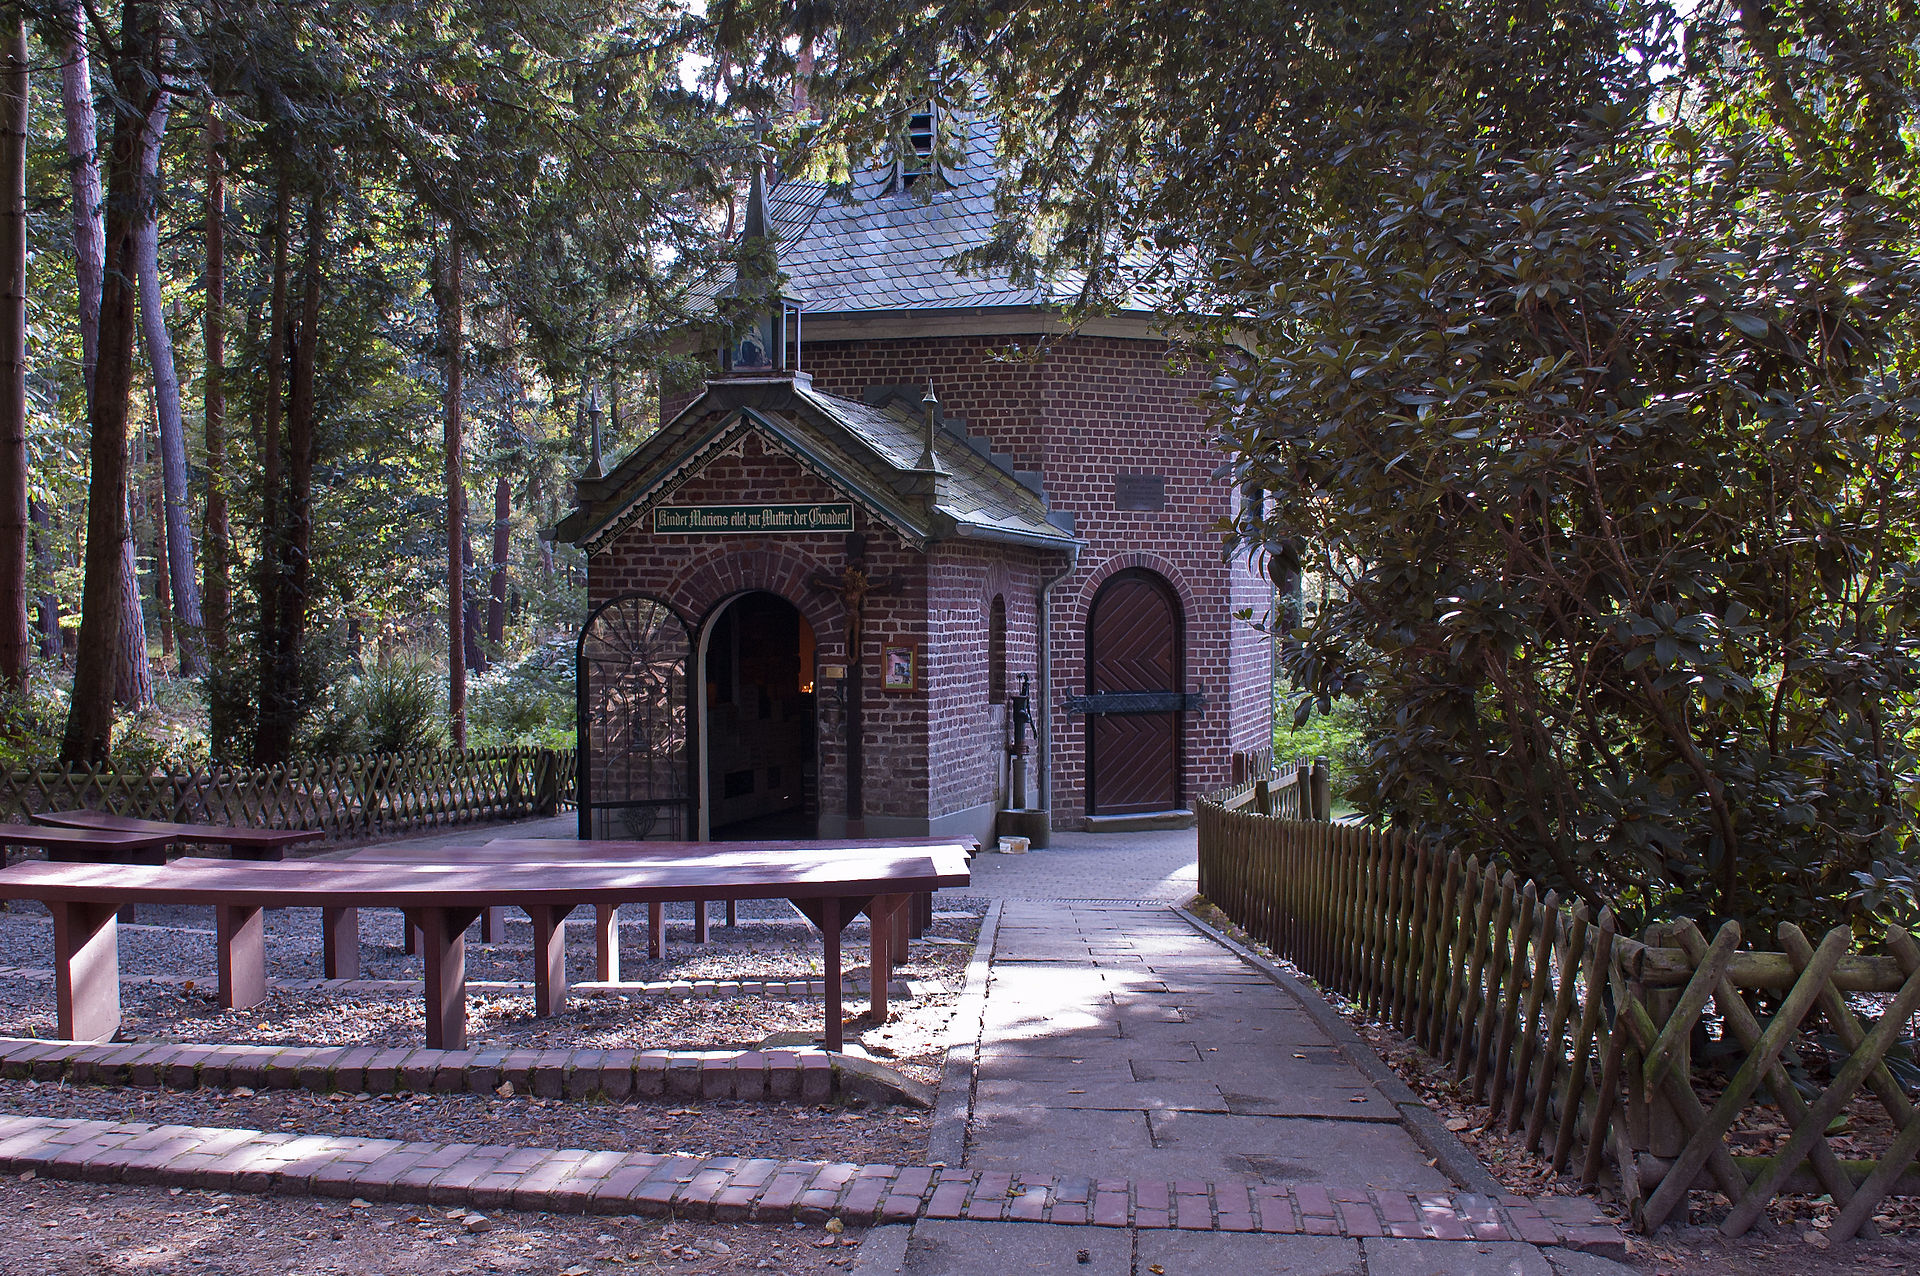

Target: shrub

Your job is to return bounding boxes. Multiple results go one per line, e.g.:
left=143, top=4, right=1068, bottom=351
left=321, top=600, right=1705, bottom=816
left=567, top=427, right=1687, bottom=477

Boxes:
left=469, top=642, right=575, bottom=749
left=298, top=658, right=449, bottom=756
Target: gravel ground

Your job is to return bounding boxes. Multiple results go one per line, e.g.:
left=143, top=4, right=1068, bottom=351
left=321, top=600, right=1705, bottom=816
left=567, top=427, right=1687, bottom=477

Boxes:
left=0, top=1176, right=867, bottom=1274
left=0, top=903, right=983, bottom=1088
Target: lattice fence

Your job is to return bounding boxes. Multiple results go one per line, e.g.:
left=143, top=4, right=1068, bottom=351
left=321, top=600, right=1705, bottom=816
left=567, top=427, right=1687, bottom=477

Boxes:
left=0, top=747, right=576, bottom=842
left=1198, top=788, right=1920, bottom=1238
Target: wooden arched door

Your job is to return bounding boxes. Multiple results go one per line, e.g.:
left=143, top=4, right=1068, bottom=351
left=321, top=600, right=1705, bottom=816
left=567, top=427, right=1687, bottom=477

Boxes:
left=1086, top=570, right=1183, bottom=814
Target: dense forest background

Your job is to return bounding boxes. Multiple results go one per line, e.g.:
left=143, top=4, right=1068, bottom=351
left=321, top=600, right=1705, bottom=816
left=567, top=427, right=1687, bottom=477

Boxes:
left=4, top=0, right=757, bottom=768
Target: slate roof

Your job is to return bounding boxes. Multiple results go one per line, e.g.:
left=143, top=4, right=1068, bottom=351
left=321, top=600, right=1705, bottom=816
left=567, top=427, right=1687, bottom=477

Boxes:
left=556, top=372, right=1077, bottom=555
left=763, top=118, right=1057, bottom=315
left=684, top=116, right=1132, bottom=320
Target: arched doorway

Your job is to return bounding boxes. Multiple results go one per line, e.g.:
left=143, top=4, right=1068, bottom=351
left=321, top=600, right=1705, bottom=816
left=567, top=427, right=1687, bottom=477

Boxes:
left=576, top=593, right=694, bottom=839
left=1085, top=570, right=1183, bottom=815
left=700, top=592, right=818, bottom=839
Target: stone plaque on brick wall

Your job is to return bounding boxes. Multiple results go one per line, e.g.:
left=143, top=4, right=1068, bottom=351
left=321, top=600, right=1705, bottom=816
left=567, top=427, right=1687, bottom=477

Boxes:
left=1114, top=472, right=1167, bottom=512
left=653, top=502, right=854, bottom=534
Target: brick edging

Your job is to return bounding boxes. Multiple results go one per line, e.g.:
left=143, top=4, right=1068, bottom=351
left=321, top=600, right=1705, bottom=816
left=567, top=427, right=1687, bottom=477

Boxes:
left=0, top=1038, right=932, bottom=1108
left=0, top=1113, right=1627, bottom=1255
left=926, top=897, right=1000, bottom=1166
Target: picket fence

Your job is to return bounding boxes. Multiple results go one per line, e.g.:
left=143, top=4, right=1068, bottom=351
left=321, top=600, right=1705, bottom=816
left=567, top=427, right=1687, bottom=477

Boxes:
left=1199, top=778, right=1920, bottom=1238
left=0, top=747, right=575, bottom=843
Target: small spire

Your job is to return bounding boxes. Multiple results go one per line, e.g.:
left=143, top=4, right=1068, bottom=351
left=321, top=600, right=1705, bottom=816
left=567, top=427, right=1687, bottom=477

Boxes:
left=584, top=387, right=605, bottom=479
left=919, top=383, right=940, bottom=471
left=743, top=159, right=769, bottom=243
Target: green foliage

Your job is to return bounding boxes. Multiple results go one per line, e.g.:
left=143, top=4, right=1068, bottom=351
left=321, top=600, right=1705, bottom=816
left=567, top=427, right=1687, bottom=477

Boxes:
left=1213, top=99, right=1920, bottom=932
left=1273, top=692, right=1366, bottom=802
left=299, top=659, right=450, bottom=757
left=468, top=642, right=575, bottom=749
left=0, top=669, right=68, bottom=768
left=111, top=705, right=211, bottom=772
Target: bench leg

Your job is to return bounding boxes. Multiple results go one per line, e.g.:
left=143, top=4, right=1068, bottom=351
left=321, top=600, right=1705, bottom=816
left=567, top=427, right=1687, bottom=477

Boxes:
left=529, top=905, right=573, bottom=1018
left=323, top=907, right=360, bottom=981
left=404, top=917, right=418, bottom=956
left=594, top=904, right=619, bottom=983
left=217, top=904, right=268, bottom=1010
left=822, top=895, right=843, bottom=1054
left=725, top=900, right=737, bottom=928
left=693, top=899, right=709, bottom=944
left=867, top=895, right=898, bottom=1023
left=419, top=906, right=480, bottom=1050
left=648, top=902, right=664, bottom=960
left=892, top=902, right=911, bottom=971
left=480, top=906, right=505, bottom=944
left=51, top=900, right=120, bottom=1043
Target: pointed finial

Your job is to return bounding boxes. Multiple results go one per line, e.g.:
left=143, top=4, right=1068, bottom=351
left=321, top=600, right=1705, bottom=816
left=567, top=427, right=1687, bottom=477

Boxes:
left=919, top=384, right=940, bottom=471
left=744, top=160, right=769, bottom=243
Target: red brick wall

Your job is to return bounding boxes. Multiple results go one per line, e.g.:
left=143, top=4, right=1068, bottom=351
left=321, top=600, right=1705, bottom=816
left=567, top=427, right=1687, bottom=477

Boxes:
left=925, top=540, right=1046, bottom=820
left=637, top=331, right=1276, bottom=831
left=589, top=430, right=930, bottom=826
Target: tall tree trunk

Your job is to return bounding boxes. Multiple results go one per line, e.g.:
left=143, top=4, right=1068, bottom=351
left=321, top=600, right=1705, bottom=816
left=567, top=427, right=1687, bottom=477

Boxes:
left=268, top=188, right=323, bottom=754
left=202, top=110, right=229, bottom=659
left=30, top=500, right=57, bottom=658
left=134, top=81, right=205, bottom=674
left=0, top=6, right=27, bottom=695
left=462, top=526, right=484, bottom=673
left=251, top=165, right=290, bottom=764
left=113, top=503, right=150, bottom=708
left=487, top=475, right=508, bottom=648
left=435, top=233, right=466, bottom=747
left=63, top=0, right=160, bottom=764
left=147, top=443, right=172, bottom=663
left=58, top=0, right=100, bottom=395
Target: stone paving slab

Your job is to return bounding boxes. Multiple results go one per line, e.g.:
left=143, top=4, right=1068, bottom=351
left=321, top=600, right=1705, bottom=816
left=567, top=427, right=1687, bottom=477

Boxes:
left=0, top=1114, right=1624, bottom=1253
left=964, top=902, right=1440, bottom=1188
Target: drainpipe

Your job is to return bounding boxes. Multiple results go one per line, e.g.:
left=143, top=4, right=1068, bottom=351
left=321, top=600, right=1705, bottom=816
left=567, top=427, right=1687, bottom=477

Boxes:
left=1036, top=544, right=1079, bottom=821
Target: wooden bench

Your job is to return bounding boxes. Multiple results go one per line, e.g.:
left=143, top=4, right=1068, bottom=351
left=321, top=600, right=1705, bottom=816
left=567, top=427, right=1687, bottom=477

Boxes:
left=342, top=836, right=973, bottom=977
left=31, top=810, right=323, bottom=861
left=0, top=824, right=175, bottom=866
left=0, top=847, right=970, bottom=1051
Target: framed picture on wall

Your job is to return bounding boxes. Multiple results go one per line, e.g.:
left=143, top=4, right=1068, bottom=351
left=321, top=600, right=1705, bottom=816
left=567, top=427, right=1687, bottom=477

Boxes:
left=881, top=642, right=917, bottom=692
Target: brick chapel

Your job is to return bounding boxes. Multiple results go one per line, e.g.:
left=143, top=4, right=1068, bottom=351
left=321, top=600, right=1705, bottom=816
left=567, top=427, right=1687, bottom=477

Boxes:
left=556, top=117, right=1275, bottom=847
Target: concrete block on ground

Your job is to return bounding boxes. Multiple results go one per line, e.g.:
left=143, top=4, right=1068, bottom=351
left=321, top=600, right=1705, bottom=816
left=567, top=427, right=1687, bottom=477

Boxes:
left=1361, top=1238, right=1555, bottom=1276
left=901, top=1221, right=1132, bottom=1275
left=1136, top=1231, right=1363, bottom=1274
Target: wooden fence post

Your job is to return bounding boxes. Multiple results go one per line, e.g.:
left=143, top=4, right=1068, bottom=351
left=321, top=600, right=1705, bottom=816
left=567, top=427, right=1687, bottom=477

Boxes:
left=1310, top=756, right=1331, bottom=821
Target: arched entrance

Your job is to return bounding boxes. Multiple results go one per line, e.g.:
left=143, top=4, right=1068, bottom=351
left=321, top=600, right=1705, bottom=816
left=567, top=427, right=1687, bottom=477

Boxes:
left=1085, top=569, right=1184, bottom=815
left=576, top=593, right=694, bottom=839
left=700, top=591, right=818, bottom=839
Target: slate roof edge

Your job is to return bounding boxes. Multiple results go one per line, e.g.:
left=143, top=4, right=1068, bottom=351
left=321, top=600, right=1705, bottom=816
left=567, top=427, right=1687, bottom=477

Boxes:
left=940, top=517, right=1081, bottom=553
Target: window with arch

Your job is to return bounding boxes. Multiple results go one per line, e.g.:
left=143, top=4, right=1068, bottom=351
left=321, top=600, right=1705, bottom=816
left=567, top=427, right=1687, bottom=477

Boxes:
left=988, top=594, right=1007, bottom=704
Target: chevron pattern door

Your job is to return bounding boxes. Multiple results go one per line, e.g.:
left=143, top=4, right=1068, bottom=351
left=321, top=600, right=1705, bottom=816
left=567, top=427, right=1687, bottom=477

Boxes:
left=1086, top=571, right=1182, bottom=815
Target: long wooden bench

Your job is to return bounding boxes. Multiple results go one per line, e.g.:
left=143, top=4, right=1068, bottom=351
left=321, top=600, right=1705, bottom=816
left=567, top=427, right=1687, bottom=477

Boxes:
left=342, top=836, right=973, bottom=977
left=0, top=847, right=970, bottom=1051
left=30, top=811, right=323, bottom=862
left=0, top=825, right=175, bottom=866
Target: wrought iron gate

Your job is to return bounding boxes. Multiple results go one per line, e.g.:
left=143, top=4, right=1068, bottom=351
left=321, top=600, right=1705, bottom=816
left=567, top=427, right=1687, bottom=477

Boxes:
left=576, top=593, right=694, bottom=839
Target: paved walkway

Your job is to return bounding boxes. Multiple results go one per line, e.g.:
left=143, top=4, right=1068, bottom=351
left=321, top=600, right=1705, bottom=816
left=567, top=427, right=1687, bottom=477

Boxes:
left=862, top=830, right=1630, bottom=1275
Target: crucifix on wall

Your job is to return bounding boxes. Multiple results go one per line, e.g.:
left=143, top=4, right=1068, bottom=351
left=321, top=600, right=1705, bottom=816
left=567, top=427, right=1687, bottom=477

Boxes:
left=808, top=532, right=897, bottom=836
